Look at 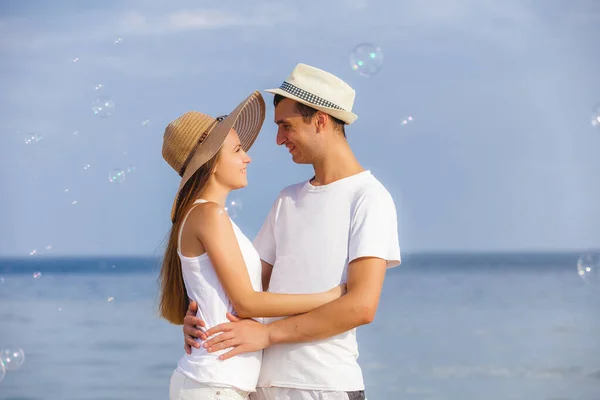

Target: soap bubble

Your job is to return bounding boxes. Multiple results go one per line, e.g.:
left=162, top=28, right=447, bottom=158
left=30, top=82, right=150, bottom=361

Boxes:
left=225, top=198, right=243, bottom=219
left=141, top=119, right=150, bottom=127
left=92, top=96, right=115, bottom=118
left=577, top=253, right=599, bottom=285
left=24, top=133, right=42, bottom=144
left=0, top=360, right=5, bottom=383
left=591, top=103, right=600, bottom=128
left=109, top=169, right=126, bottom=184
left=0, top=348, right=25, bottom=370
left=350, top=43, right=384, bottom=77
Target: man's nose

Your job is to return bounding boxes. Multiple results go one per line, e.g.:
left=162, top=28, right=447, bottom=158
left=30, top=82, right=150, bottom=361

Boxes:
left=276, top=128, right=286, bottom=146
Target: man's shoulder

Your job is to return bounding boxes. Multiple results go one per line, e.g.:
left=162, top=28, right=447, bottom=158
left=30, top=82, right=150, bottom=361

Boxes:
left=353, top=171, right=393, bottom=201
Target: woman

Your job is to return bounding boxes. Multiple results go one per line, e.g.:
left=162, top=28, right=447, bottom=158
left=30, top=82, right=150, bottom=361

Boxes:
left=159, top=91, right=345, bottom=400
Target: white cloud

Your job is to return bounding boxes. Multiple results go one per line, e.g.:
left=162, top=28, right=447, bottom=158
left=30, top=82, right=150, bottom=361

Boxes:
left=0, top=3, right=296, bottom=52
left=341, top=0, right=369, bottom=11
left=116, top=9, right=276, bottom=36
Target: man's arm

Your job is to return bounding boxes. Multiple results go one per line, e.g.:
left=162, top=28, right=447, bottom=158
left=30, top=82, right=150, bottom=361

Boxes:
left=203, top=256, right=387, bottom=359
left=267, top=256, right=386, bottom=344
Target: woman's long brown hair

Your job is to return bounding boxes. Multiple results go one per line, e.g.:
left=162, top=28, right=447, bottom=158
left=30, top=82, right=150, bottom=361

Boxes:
left=158, top=154, right=220, bottom=325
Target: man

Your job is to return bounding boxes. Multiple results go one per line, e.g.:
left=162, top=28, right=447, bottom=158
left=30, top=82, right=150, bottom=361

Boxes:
left=182, top=63, right=401, bottom=400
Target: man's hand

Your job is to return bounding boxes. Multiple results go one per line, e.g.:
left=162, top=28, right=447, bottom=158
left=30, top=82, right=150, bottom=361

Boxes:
left=203, top=313, right=271, bottom=361
left=183, top=301, right=207, bottom=354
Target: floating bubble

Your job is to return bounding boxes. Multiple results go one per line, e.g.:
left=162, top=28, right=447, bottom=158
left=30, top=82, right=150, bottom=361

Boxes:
left=0, top=360, right=4, bottom=384
left=84, top=164, right=91, bottom=170
left=126, top=165, right=136, bottom=173
left=141, top=119, right=150, bottom=127
left=45, top=245, right=52, bottom=251
left=591, top=104, right=600, bottom=128
left=107, top=296, right=114, bottom=302
left=350, top=43, right=384, bottom=77
left=71, top=200, right=78, bottom=205
left=0, top=348, right=25, bottom=370
left=92, top=96, right=115, bottom=118
left=72, top=57, right=79, bottom=63
left=225, top=198, right=243, bottom=219
left=401, top=116, right=414, bottom=127
left=29, top=249, right=37, bottom=256
left=577, top=253, right=599, bottom=284
left=0, top=276, right=4, bottom=285
left=24, top=133, right=42, bottom=145
left=32, top=272, right=42, bottom=279
left=73, top=130, right=79, bottom=136
left=114, top=37, right=122, bottom=45
left=94, top=83, right=104, bottom=92
left=109, top=169, right=126, bottom=184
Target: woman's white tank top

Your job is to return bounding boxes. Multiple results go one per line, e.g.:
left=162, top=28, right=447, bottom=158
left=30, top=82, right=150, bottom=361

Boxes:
left=175, top=199, right=263, bottom=392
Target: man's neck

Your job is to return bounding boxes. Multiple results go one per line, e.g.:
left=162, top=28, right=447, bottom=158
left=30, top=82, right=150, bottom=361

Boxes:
left=311, top=142, right=364, bottom=186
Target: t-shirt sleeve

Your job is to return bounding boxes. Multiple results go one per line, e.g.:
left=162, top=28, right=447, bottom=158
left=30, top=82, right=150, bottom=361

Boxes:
left=252, top=197, right=280, bottom=266
left=348, top=188, right=401, bottom=268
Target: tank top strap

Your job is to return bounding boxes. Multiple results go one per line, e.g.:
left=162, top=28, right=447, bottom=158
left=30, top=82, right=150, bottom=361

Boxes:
left=177, top=199, right=209, bottom=253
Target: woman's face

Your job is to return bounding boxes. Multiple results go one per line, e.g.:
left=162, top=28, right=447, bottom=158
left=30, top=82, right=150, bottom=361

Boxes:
left=212, top=129, right=252, bottom=190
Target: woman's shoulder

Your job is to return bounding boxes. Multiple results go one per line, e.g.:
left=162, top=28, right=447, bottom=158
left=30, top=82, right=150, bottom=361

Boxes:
left=186, top=201, right=231, bottom=236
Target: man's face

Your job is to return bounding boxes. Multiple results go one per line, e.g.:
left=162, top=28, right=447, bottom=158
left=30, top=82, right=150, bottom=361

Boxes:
left=273, top=98, right=316, bottom=164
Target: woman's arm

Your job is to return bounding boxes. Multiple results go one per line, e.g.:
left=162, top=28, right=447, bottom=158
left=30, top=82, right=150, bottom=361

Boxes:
left=193, top=203, right=344, bottom=319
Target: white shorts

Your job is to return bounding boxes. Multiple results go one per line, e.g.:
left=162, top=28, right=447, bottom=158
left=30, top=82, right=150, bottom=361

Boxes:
left=169, top=370, right=250, bottom=400
left=250, top=387, right=366, bottom=400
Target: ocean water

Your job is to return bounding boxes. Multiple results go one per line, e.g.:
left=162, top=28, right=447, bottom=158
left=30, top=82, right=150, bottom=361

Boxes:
left=0, top=253, right=599, bottom=400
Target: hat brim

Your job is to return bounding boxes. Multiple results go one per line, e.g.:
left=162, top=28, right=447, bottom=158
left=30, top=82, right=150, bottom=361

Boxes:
left=170, top=91, right=266, bottom=222
left=264, top=88, right=358, bottom=125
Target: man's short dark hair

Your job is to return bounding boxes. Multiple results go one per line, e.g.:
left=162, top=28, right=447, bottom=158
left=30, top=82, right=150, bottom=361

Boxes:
left=273, top=94, right=346, bottom=137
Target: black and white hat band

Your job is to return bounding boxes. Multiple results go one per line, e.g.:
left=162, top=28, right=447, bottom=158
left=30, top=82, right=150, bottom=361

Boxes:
left=278, top=81, right=345, bottom=111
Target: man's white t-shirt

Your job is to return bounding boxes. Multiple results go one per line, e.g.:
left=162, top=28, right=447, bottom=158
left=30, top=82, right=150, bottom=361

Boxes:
left=253, top=170, right=401, bottom=391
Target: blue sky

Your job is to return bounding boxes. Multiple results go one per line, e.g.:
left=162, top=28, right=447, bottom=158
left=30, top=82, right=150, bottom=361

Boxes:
left=1, top=0, right=599, bottom=257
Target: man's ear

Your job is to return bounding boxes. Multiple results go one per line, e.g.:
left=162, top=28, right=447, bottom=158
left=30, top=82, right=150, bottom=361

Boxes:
left=315, top=112, right=328, bottom=133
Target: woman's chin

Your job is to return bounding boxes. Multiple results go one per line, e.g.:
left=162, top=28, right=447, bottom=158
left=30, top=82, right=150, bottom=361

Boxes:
left=232, top=180, right=248, bottom=190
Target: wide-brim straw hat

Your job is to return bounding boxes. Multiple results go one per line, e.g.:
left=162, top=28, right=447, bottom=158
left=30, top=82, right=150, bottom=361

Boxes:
left=162, top=90, right=265, bottom=222
left=265, top=63, right=358, bottom=125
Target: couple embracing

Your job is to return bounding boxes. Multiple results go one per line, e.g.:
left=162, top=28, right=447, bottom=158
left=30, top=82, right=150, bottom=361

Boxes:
left=159, top=63, right=400, bottom=400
